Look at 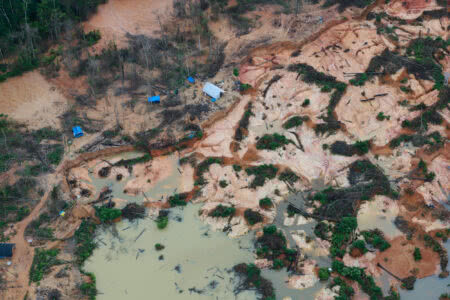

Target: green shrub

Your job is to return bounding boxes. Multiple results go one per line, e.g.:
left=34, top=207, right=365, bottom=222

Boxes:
left=244, top=209, right=263, bottom=225
left=233, top=68, right=239, bottom=76
left=95, top=207, right=122, bottom=222
left=245, top=164, right=278, bottom=188
left=376, top=112, right=390, bottom=121
left=209, top=204, right=236, bottom=217
left=256, top=133, right=290, bottom=150
left=302, top=99, right=310, bottom=107
left=47, top=145, right=64, bottom=165
left=263, top=225, right=277, bottom=235
left=361, top=230, right=391, bottom=251
left=156, top=216, right=168, bottom=229
left=318, top=268, right=330, bottom=281
left=259, top=197, right=273, bottom=208
left=273, top=259, right=284, bottom=270
left=83, top=30, right=101, bottom=46
left=282, top=116, right=308, bottom=129
left=219, top=180, right=228, bottom=188
left=278, top=169, right=299, bottom=184
left=155, top=243, right=165, bottom=251
left=413, top=247, right=422, bottom=261
left=351, top=240, right=368, bottom=254
left=353, top=140, right=370, bottom=154
left=168, top=193, right=188, bottom=207
left=80, top=272, right=97, bottom=300
left=233, top=164, right=242, bottom=172
left=74, top=220, right=97, bottom=266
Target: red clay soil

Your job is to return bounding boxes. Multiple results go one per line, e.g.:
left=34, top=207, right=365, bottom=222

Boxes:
left=374, top=235, right=441, bottom=279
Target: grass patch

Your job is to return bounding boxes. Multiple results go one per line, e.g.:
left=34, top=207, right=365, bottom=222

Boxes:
left=29, top=248, right=61, bottom=283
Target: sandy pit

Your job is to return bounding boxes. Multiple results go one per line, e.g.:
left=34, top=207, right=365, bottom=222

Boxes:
left=83, top=0, right=172, bottom=49
left=0, top=71, right=68, bottom=129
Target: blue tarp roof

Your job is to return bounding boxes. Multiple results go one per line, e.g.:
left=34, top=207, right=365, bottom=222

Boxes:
left=0, top=243, right=14, bottom=258
left=187, top=76, right=195, bottom=83
left=203, top=82, right=224, bottom=99
left=148, top=96, right=161, bottom=103
left=72, top=126, right=83, bottom=138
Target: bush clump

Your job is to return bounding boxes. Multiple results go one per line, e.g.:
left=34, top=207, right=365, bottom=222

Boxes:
left=361, top=230, right=391, bottom=251
left=282, top=116, right=308, bottom=129
left=318, top=268, right=330, bottom=281
left=155, top=243, right=165, bottom=251
left=233, top=263, right=275, bottom=300
left=351, top=239, right=368, bottom=254
left=168, top=193, right=188, bottom=207
left=330, top=217, right=358, bottom=258
left=235, top=103, right=254, bottom=141
left=244, top=209, right=263, bottom=225
left=413, top=247, right=422, bottom=261
left=332, top=260, right=383, bottom=299
left=95, top=206, right=122, bottom=222
left=245, top=164, right=278, bottom=188
left=209, top=204, right=236, bottom=218
left=256, top=133, right=291, bottom=150
left=156, top=216, right=168, bottom=229
left=259, top=197, right=273, bottom=209
left=74, top=220, right=97, bottom=266
left=278, top=169, right=299, bottom=184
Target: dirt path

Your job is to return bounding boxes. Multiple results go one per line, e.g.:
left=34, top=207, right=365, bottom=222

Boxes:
left=4, top=176, right=58, bottom=300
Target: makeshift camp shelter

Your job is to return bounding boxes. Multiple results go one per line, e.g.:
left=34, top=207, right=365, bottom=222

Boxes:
left=148, top=96, right=161, bottom=103
left=187, top=76, right=195, bottom=84
left=203, top=82, right=224, bottom=100
left=72, top=126, right=84, bottom=138
left=0, top=243, right=15, bottom=258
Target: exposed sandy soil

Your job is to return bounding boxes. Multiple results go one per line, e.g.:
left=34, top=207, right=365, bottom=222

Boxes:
left=386, top=0, right=443, bottom=20
left=374, top=234, right=441, bottom=279
left=0, top=71, right=69, bottom=130
left=83, top=0, right=173, bottom=49
left=1, top=0, right=449, bottom=299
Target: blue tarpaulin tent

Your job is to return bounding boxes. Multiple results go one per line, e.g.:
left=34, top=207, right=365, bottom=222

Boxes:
left=148, top=96, right=161, bottom=103
left=203, top=82, right=224, bottom=100
left=211, top=98, right=216, bottom=103
left=72, top=126, right=83, bottom=138
left=0, top=243, right=15, bottom=258
left=187, top=76, right=195, bottom=84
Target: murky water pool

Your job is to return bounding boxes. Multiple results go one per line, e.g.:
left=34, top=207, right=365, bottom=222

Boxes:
left=85, top=204, right=258, bottom=299
left=83, top=152, right=329, bottom=300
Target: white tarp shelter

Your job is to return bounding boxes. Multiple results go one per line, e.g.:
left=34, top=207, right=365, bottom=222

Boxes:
left=203, top=82, right=224, bottom=99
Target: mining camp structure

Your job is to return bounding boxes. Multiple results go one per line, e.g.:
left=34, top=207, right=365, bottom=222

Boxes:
left=0, top=243, right=15, bottom=259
